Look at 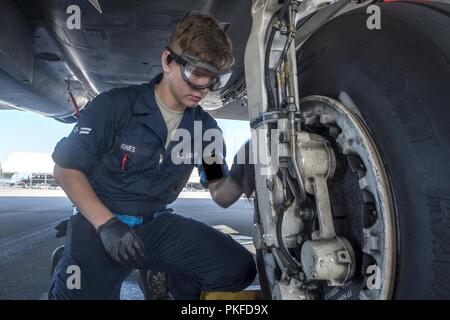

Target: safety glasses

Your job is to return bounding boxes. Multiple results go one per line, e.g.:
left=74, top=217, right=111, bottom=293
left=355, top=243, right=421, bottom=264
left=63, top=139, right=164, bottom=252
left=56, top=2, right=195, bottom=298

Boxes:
left=166, top=46, right=232, bottom=92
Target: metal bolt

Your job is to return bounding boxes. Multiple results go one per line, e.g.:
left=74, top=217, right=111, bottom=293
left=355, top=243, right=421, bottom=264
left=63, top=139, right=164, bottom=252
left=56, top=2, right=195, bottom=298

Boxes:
left=284, top=96, right=295, bottom=104
left=279, top=131, right=291, bottom=143
left=300, top=208, right=314, bottom=220
left=272, top=20, right=282, bottom=30
left=266, top=178, right=274, bottom=191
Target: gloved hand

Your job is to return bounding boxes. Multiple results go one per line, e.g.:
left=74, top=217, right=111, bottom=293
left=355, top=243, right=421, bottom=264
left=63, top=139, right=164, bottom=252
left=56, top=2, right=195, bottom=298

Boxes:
left=55, top=219, right=69, bottom=238
left=96, top=217, right=145, bottom=269
left=229, top=140, right=255, bottom=198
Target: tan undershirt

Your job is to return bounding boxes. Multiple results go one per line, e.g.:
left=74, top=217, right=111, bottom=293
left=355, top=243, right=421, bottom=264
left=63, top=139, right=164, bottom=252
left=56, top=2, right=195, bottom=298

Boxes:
left=154, top=88, right=184, bottom=149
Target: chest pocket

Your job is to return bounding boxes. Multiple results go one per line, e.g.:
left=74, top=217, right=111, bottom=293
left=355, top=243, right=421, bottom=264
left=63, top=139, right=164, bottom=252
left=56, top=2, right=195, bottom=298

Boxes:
left=107, top=132, right=163, bottom=174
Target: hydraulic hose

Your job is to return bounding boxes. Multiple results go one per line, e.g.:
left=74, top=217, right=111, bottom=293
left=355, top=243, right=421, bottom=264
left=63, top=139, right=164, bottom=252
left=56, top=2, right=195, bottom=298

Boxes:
left=276, top=204, right=301, bottom=274
left=264, top=3, right=289, bottom=111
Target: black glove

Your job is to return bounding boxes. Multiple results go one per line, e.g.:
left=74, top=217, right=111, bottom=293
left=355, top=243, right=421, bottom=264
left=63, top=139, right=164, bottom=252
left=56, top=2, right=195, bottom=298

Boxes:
left=55, top=219, right=69, bottom=238
left=229, top=140, right=255, bottom=198
left=97, top=217, right=145, bottom=269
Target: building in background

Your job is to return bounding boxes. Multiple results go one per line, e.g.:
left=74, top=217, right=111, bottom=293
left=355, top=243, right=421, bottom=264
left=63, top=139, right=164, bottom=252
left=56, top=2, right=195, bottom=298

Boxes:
left=0, top=152, right=203, bottom=190
left=1, top=152, right=56, bottom=188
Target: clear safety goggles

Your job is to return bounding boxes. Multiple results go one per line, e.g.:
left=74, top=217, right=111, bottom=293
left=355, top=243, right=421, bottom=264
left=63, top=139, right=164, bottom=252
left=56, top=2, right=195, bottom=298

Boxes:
left=166, top=46, right=233, bottom=92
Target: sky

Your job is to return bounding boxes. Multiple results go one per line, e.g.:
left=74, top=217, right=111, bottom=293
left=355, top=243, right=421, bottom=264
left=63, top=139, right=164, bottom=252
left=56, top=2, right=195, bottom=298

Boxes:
left=0, top=109, right=251, bottom=167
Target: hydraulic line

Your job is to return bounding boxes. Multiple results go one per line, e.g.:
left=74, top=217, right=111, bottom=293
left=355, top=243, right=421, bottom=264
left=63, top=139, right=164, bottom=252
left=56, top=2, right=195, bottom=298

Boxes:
left=276, top=202, right=301, bottom=274
left=289, top=109, right=307, bottom=203
left=264, top=3, right=289, bottom=111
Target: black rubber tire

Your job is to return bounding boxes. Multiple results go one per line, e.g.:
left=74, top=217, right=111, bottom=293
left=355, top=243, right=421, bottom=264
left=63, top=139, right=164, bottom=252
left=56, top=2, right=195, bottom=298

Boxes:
left=293, top=2, right=450, bottom=299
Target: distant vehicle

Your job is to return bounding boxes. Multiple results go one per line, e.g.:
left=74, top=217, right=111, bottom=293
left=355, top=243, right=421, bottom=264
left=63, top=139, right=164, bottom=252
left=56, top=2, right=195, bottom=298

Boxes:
left=9, top=173, right=58, bottom=188
left=184, top=183, right=205, bottom=192
left=9, top=172, right=32, bottom=187
left=0, top=178, right=11, bottom=186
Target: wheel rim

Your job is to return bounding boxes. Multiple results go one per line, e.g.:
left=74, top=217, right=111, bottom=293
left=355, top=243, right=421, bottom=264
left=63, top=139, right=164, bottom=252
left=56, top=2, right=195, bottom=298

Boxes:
left=256, top=94, right=397, bottom=300
left=300, top=95, right=397, bottom=299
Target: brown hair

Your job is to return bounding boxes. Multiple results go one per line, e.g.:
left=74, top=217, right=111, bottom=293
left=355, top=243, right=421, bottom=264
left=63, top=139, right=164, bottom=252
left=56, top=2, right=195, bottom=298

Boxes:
left=168, top=13, right=234, bottom=70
